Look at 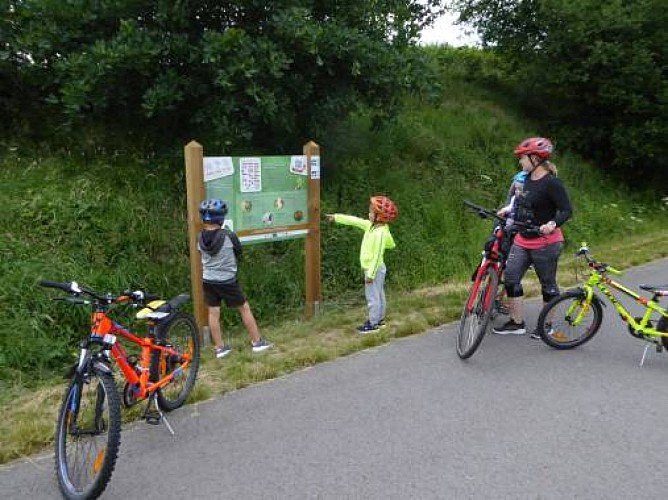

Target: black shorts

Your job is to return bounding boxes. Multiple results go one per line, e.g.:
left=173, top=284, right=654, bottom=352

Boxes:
left=203, top=281, right=246, bottom=308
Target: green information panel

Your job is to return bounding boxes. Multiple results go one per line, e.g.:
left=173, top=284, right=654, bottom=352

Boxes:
left=204, top=155, right=308, bottom=243
left=204, top=155, right=309, bottom=241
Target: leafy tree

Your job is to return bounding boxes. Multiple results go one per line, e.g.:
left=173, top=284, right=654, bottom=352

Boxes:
left=450, top=0, right=667, bottom=183
left=4, top=0, right=445, bottom=153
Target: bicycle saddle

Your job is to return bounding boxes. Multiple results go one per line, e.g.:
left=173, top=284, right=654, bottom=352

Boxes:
left=639, top=285, right=668, bottom=296
left=136, top=294, right=191, bottom=320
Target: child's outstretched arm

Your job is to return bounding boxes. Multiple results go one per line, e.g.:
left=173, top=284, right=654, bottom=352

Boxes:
left=326, top=213, right=371, bottom=231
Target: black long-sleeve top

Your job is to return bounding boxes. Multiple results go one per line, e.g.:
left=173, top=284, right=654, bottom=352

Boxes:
left=516, top=174, right=572, bottom=228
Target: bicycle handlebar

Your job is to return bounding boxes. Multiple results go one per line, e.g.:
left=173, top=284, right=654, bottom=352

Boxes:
left=39, top=280, right=83, bottom=294
left=39, top=279, right=160, bottom=305
left=463, top=200, right=541, bottom=232
left=576, top=242, right=622, bottom=275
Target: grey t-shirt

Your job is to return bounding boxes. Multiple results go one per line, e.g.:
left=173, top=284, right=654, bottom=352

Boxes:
left=197, top=229, right=242, bottom=283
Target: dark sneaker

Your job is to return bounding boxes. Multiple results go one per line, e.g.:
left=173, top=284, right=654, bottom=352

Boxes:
left=531, top=323, right=553, bottom=340
left=377, top=319, right=387, bottom=329
left=251, top=338, right=272, bottom=353
left=215, top=345, right=232, bottom=358
left=356, top=321, right=380, bottom=334
left=493, top=320, right=526, bottom=335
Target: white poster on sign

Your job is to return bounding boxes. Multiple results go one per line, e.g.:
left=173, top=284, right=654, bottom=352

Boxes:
left=203, top=156, right=234, bottom=182
left=310, top=155, right=320, bottom=179
left=290, top=155, right=308, bottom=176
left=240, top=157, right=262, bottom=192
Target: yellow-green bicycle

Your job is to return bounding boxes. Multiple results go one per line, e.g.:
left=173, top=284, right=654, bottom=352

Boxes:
left=535, top=243, right=668, bottom=365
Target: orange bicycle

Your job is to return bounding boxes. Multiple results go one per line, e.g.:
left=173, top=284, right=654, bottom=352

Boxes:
left=39, top=280, right=200, bottom=500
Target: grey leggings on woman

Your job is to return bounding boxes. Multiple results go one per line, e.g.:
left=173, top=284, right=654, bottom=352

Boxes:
left=504, top=242, right=564, bottom=302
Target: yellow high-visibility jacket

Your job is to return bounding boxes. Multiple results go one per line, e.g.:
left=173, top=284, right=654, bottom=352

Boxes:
left=333, top=214, right=396, bottom=279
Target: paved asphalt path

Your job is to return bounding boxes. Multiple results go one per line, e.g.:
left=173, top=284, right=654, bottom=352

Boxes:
left=2, top=258, right=668, bottom=499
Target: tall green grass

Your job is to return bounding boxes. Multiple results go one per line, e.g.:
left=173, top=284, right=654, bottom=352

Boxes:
left=1, top=47, right=666, bottom=386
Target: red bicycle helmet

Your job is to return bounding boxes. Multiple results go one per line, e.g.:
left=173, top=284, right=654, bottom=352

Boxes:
left=514, top=137, right=554, bottom=159
left=370, top=196, right=398, bottom=223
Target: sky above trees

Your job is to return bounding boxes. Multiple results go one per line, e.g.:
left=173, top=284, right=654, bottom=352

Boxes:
left=419, top=12, right=480, bottom=46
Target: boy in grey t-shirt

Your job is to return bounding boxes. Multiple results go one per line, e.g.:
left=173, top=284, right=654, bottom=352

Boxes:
left=198, top=199, right=272, bottom=358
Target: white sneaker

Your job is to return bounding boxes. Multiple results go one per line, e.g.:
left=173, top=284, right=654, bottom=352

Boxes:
left=215, top=345, right=232, bottom=358
left=251, top=338, right=272, bottom=353
left=530, top=323, right=553, bottom=339
left=493, top=320, right=527, bottom=335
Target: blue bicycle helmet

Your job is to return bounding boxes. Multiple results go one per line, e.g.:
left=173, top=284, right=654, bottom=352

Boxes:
left=513, top=171, right=528, bottom=183
left=199, top=199, right=228, bottom=223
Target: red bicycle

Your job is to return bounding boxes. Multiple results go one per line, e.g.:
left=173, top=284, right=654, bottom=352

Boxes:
left=457, top=200, right=539, bottom=359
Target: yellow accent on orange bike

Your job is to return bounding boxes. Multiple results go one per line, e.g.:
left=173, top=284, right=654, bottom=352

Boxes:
left=136, top=300, right=167, bottom=319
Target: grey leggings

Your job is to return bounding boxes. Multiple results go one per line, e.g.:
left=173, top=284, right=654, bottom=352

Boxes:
left=504, top=242, right=564, bottom=302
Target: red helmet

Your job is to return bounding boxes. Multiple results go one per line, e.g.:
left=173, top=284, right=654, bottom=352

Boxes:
left=370, top=196, right=398, bottom=223
left=514, top=137, right=554, bottom=159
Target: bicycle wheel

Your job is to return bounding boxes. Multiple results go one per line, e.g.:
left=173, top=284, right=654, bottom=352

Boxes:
left=537, top=289, right=603, bottom=349
left=156, top=312, right=200, bottom=411
left=55, top=370, right=121, bottom=500
left=457, top=266, right=499, bottom=359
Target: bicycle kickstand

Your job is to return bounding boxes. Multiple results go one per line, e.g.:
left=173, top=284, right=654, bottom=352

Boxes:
left=142, top=393, right=175, bottom=436
left=639, top=342, right=663, bottom=368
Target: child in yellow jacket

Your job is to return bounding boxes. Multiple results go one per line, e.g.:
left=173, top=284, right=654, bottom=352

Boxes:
left=326, top=196, right=398, bottom=333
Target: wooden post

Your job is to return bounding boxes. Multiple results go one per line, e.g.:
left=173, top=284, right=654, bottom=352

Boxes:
left=304, top=141, right=321, bottom=318
left=184, top=141, right=207, bottom=338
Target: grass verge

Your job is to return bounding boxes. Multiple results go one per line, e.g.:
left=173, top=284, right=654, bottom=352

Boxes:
left=1, top=230, right=667, bottom=464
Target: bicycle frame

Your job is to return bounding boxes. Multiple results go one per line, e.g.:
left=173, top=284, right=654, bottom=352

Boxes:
left=570, top=271, right=668, bottom=339
left=466, top=227, right=504, bottom=314
left=91, top=309, right=193, bottom=400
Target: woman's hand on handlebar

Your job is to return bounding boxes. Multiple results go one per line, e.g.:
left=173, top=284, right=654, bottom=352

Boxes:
left=539, top=220, right=557, bottom=235
left=496, top=206, right=511, bottom=217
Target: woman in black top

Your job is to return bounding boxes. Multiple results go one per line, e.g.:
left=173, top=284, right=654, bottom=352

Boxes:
left=493, top=137, right=573, bottom=337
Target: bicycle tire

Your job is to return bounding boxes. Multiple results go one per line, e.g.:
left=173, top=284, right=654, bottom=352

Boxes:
left=156, top=312, right=201, bottom=411
left=537, top=289, right=603, bottom=349
left=55, top=370, right=121, bottom=500
left=457, top=266, right=499, bottom=359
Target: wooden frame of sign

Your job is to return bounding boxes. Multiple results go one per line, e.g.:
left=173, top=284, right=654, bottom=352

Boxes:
left=184, top=141, right=321, bottom=338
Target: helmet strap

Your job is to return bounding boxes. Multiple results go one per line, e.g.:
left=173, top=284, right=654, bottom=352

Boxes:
left=528, top=155, right=542, bottom=171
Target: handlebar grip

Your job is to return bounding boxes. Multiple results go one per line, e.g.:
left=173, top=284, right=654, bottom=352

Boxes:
left=463, top=200, right=493, bottom=219
left=39, top=280, right=72, bottom=292
left=463, top=200, right=481, bottom=210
